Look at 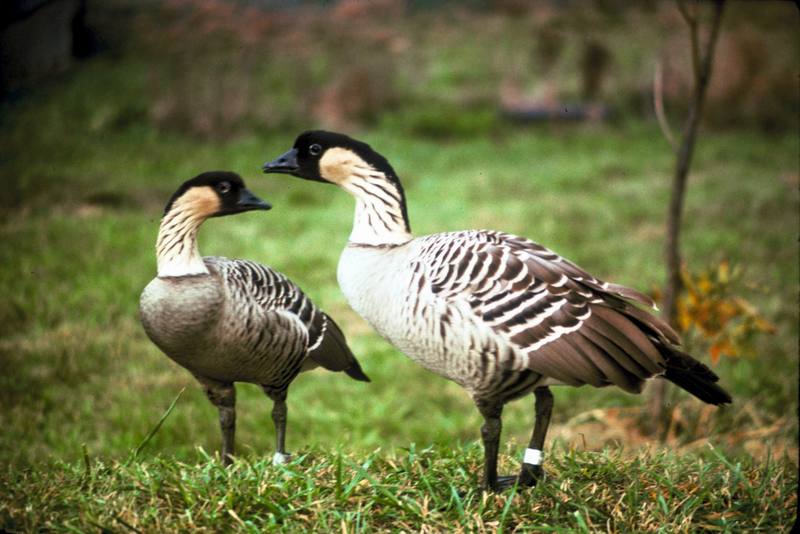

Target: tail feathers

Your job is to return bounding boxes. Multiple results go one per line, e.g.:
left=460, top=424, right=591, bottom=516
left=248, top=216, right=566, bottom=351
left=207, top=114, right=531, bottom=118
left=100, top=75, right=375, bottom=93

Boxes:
left=613, top=300, right=732, bottom=406
left=663, top=349, right=732, bottom=405
left=344, top=358, right=371, bottom=382
left=308, top=313, right=370, bottom=382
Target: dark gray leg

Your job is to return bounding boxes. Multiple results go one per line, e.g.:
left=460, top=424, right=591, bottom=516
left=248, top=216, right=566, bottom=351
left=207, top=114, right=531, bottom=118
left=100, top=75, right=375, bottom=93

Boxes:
left=518, top=387, right=554, bottom=487
left=264, top=389, right=290, bottom=465
left=477, top=400, right=504, bottom=491
left=199, top=379, right=236, bottom=466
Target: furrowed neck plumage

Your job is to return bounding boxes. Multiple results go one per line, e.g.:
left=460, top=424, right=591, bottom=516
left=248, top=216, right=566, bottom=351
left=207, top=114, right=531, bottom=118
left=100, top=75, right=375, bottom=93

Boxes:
left=342, top=166, right=412, bottom=246
left=156, top=196, right=211, bottom=277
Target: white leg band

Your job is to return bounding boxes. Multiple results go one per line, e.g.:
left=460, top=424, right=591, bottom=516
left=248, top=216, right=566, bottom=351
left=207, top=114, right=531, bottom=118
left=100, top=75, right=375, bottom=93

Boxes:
left=523, top=448, right=543, bottom=466
left=272, top=452, right=290, bottom=465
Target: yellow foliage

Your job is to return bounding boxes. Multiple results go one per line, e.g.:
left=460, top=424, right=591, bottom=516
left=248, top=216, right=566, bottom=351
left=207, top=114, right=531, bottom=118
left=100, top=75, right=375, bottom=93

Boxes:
left=666, top=261, right=775, bottom=364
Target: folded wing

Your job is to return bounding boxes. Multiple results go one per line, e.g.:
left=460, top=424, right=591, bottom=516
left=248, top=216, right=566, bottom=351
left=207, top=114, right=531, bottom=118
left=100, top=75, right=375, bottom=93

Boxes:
left=421, top=231, right=693, bottom=394
left=206, top=256, right=369, bottom=382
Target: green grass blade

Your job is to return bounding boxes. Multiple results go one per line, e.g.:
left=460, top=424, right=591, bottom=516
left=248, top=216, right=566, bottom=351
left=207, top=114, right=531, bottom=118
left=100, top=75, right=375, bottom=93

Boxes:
left=130, top=387, right=186, bottom=463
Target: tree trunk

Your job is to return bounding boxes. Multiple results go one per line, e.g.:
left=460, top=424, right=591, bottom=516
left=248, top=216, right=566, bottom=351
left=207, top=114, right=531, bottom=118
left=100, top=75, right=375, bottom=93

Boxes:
left=648, top=0, right=726, bottom=437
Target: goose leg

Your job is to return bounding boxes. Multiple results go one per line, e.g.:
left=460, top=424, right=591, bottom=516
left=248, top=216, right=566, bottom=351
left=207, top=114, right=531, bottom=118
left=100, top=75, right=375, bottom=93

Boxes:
left=477, top=401, right=507, bottom=492
left=265, top=389, right=290, bottom=465
left=518, top=386, right=553, bottom=487
left=200, top=379, right=236, bottom=466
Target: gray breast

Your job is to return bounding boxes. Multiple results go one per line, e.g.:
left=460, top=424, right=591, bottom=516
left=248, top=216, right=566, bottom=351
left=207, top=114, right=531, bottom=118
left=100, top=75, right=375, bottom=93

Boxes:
left=139, top=258, right=318, bottom=388
left=139, top=274, right=224, bottom=364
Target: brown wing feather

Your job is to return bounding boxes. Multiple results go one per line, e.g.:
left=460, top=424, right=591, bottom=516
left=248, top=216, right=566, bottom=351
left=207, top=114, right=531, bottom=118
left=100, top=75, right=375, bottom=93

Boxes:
left=578, top=326, right=653, bottom=379
left=563, top=334, right=641, bottom=392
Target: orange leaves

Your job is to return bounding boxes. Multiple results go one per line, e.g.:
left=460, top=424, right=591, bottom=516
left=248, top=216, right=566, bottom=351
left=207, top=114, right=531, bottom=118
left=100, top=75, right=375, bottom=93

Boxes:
left=668, top=261, right=775, bottom=364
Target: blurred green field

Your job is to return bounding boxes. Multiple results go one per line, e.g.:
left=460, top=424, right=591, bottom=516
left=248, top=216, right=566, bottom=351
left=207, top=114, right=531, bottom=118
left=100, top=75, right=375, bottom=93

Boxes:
left=0, top=2, right=797, bottom=531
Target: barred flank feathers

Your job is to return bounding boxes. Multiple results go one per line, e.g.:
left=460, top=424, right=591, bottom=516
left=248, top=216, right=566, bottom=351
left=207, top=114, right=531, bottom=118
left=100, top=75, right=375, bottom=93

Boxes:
left=209, top=258, right=370, bottom=385
left=352, top=202, right=732, bottom=406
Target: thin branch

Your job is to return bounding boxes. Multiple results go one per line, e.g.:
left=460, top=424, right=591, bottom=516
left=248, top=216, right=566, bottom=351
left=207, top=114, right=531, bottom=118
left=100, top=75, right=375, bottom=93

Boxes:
left=675, top=0, right=695, bottom=23
left=677, top=0, right=701, bottom=83
left=698, top=1, right=725, bottom=89
left=653, top=60, right=678, bottom=152
left=664, top=0, right=725, bottom=326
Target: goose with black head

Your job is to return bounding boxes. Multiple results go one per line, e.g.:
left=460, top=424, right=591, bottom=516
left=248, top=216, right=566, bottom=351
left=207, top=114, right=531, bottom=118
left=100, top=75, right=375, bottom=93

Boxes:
left=262, top=133, right=731, bottom=492
left=140, top=171, right=370, bottom=465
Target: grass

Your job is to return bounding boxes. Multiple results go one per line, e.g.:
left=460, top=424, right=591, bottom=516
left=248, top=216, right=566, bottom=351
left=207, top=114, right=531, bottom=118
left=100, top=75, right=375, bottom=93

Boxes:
left=1, top=6, right=798, bottom=529
left=1, top=445, right=796, bottom=532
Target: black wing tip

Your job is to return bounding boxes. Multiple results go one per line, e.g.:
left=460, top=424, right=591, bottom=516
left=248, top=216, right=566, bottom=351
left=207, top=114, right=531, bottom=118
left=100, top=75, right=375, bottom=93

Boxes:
left=658, top=346, right=732, bottom=406
left=699, top=388, right=733, bottom=406
left=345, top=360, right=371, bottom=382
left=709, top=383, right=733, bottom=405
left=692, top=383, right=733, bottom=406
left=662, top=368, right=733, bottom=406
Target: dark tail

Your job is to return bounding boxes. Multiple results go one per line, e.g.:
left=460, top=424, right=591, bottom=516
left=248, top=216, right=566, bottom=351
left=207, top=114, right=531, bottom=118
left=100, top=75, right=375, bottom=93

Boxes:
left=308, top=313, right=370, bottom=382
left=662, top=349, right=732, bottom=405
left=344, top=358, right=371, bottom=382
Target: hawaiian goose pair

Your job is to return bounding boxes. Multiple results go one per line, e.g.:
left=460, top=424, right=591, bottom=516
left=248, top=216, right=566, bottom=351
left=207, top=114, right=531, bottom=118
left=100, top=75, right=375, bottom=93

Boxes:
left=140, top=172, right=369, bottom=466
left=139, top=134, right=731, bottom=491
left=260, top=131, right=732, bottom=491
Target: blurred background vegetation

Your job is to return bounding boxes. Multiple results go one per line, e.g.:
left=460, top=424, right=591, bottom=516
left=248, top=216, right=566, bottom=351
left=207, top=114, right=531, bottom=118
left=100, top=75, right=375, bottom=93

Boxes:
left=0, top=0, right=797, bottom=490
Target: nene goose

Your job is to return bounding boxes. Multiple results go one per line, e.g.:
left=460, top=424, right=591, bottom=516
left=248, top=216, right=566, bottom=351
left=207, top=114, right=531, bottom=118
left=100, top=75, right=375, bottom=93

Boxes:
left=140, top=171, right=369, bottom=465
left=262, top=132, right=732, bottom=491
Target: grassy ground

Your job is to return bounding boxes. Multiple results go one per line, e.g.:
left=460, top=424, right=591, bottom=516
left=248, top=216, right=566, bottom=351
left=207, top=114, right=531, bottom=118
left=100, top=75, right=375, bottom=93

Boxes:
left=2, top=445, right=795, bottom=532
left=1, top=17, right=798, bottom=530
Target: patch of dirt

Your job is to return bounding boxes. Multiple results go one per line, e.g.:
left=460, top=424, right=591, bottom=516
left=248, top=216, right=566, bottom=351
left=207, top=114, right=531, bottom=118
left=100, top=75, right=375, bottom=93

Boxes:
left=549, top=404, right=798, bottom=465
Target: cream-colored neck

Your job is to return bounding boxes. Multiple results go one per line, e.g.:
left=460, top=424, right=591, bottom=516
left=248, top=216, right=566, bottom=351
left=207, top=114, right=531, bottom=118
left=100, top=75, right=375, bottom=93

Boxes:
left=343, top=171, right=412, bottom=246
left=155, top=209, right=209, bottom=277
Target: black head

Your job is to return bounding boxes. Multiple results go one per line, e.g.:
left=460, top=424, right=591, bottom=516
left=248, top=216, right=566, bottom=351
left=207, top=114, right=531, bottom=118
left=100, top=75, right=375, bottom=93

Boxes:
left=163, top=171, right=271, bottom=218
left=261, top=130, right=398, bottom=185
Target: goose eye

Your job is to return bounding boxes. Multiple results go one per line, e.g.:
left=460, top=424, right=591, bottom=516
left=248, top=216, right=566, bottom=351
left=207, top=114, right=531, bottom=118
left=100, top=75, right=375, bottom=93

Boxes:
left=217, top=181, right=231, bottom=194
left=309, top=144, right=322, bottom=156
